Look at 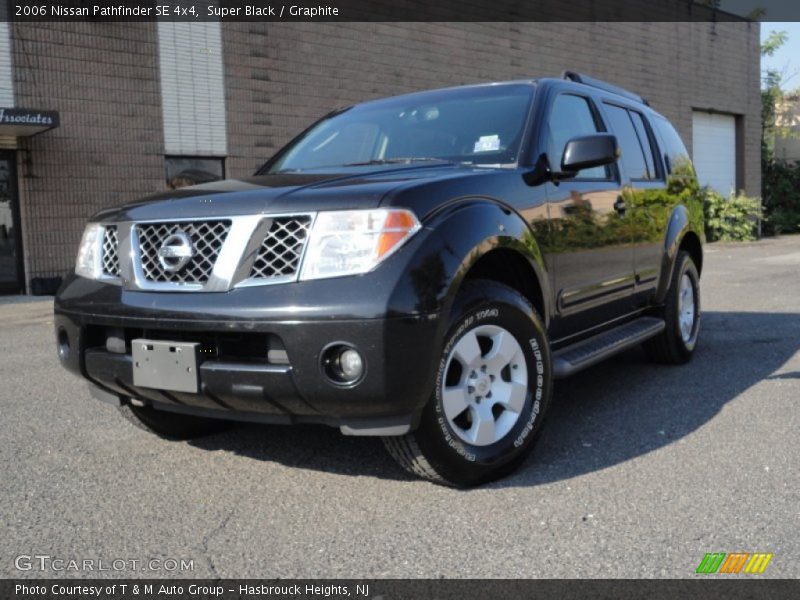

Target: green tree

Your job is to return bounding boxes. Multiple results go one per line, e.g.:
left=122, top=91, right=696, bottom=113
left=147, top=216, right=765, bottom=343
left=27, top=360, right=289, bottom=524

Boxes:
left=761, top=30, right=787, bottom=162
left=760, top=30, right=800, bottom=234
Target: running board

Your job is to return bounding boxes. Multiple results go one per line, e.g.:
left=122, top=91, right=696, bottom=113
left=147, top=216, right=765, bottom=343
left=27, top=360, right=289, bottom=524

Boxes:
left=553, top=317, right=665, bottom=379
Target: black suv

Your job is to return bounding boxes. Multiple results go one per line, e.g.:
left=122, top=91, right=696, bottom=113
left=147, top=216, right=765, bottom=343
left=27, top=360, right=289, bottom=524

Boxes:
left=55, top=73, right=704, bottom=486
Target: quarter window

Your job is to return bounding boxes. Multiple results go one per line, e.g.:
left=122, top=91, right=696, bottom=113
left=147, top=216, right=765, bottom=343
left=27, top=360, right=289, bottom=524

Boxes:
left=652, top=115, right=691, bottom=174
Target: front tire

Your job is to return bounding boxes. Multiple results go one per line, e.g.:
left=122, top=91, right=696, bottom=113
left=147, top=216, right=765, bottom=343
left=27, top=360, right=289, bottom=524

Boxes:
left=383, top=279, right=553, bottom=487
left=119, top=402, right=227, bottom=440
left=644, top=250, right=701, bottom=364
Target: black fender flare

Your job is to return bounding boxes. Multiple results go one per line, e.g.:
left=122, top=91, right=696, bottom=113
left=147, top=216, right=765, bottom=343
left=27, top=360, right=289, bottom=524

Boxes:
left=420, top=198, right=552, bottom=328
left=654, top=204, right=700, bottom=304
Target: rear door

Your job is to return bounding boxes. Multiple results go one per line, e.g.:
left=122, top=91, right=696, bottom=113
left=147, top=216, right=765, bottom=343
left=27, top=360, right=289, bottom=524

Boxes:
left=542, top=91, right=635, bottom=341
left=600, top=103, right=667, bottom=307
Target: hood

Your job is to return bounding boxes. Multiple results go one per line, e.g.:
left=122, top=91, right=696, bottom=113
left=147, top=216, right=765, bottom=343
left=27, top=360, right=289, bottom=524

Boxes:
left=92, top=164, right=490, bottom=222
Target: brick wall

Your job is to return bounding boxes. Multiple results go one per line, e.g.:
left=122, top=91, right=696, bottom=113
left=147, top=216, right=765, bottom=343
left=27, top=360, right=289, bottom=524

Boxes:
left=10, top=21, right=761, bottom=289
left=11, top=23, right=164, bottom=288
left=222, top=21, right=761, bottom=196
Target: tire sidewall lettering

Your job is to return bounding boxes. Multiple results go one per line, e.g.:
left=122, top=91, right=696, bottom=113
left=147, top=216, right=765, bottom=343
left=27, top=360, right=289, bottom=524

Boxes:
left=434, top=302, right=548, bottom=463
left=513, top=336, right=546, bottom=448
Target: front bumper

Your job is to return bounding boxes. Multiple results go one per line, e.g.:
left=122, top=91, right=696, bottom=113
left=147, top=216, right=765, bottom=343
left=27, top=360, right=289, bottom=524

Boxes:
left=55, top=276, right=443, bottom=435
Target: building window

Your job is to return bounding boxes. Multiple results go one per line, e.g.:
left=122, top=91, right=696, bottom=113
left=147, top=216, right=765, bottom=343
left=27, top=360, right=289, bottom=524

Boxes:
left=157, top=22, right=227, bottom=157
left=165, top=156, right=225, bottom=189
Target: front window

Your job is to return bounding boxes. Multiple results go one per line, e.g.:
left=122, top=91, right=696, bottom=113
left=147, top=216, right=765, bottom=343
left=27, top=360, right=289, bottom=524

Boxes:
left=264, top=84, right=535, bottom=173
left=546, top=93, right=609, bottom=179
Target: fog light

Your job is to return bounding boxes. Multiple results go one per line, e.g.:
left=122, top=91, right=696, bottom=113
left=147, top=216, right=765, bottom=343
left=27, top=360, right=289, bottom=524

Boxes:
left=321, top=343, right=366, bottom=385
left=339, top=348, right=364, bottom=381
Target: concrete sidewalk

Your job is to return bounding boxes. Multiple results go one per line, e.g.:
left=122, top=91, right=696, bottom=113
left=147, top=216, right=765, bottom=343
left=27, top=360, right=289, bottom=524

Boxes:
left=0, top=295, right=53, bottom=326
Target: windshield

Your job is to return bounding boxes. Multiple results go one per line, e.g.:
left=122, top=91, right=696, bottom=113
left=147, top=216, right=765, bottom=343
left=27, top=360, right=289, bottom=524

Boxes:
left=264, top=84, right=535, bottom=173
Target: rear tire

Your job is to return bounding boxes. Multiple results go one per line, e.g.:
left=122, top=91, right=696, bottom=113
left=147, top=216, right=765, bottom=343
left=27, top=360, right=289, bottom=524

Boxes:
left=644, top=250, right=700, bottom=364
left=119, top=402, right=227, bottom=440
left=383, top=279, right=553, bottom=487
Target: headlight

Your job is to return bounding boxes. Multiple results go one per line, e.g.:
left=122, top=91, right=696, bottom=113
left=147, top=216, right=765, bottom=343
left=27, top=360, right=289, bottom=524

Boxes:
left=300, top=209, right=421, bottom=280
left=75, top=223, right=105, bottom=280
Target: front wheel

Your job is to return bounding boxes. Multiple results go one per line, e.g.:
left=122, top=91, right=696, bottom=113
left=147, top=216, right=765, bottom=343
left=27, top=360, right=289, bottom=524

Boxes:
left=383, top=279, right=553, bottom=487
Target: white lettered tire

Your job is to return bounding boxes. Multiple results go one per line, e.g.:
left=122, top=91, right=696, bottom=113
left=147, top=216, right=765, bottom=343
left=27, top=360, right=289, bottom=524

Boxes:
left=383, top=279, right=553, bottom=487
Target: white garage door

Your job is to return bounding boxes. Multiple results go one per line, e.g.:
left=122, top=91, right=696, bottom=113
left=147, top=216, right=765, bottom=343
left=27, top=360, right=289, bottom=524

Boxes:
left=692, top=111, right=736, bottom=196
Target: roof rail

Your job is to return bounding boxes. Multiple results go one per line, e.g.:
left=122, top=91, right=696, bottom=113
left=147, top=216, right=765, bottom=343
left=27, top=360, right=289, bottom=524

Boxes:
left=562, top=71, right=649, bottom=106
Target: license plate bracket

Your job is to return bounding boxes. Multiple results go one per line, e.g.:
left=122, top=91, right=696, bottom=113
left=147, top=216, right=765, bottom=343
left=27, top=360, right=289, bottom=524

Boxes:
left=132, top=339, right=200, bottom=393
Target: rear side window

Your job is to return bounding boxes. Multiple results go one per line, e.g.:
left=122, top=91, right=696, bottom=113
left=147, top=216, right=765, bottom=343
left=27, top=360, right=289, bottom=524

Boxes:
left=629, top=111, right=658, bottom=179
left=546, top=94, right=609, bottom=179
left=651, top=115, right=691, bottom=174
left=603, top=104, right=652, bottom=180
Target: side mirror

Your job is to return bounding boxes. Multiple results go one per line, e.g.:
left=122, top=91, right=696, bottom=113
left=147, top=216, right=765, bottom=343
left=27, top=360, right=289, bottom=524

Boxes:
left=560, top=133, right=619, bottom=174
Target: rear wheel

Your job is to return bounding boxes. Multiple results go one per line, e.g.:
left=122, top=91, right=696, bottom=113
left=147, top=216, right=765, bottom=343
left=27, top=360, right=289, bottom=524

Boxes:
left=644, top=250, right=701, bottom=364
left=119, top=402, right=227, bottom=440
left=383, top=279, right=553, bottom=487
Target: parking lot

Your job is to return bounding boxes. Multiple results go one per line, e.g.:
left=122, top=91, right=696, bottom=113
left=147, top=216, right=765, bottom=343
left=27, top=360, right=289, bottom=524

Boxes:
left=1, top=236, right=798, bottom=579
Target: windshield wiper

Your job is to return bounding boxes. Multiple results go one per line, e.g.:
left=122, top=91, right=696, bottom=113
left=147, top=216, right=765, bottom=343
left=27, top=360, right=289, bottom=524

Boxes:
left=270, top=158, right=453, bottom=173
left=339, top=157, right=452, bottom=167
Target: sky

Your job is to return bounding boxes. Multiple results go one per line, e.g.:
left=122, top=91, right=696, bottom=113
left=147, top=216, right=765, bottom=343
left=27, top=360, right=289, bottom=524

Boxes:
left=720, top=0, right=800, bottom=20
left=760, top=22, right=800, bottom=91
left=716, top=2, right=800, bottom=90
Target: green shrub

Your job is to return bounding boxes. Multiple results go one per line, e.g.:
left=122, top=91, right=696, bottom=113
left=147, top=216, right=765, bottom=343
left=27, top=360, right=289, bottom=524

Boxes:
left=762, top=159, right=800, bottom=235
left=703, top=190, right=762, bottom=242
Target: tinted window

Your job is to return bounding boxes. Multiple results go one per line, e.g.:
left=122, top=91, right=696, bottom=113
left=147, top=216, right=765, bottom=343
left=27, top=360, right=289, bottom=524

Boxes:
left=651, top=114, right=691, bottom=174
left=267, top=84, right=534, bottom=172
left=604, top=104, right=650, bottom=180
left=546, top=94, right=609, bottom=179
left=286, top=122, right=381, bottom=169
left=629, top=111, right=658, bottom=179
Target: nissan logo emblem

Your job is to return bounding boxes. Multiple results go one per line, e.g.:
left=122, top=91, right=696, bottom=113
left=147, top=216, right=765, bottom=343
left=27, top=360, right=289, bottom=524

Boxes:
left=157, top=231, right=194, bottom=273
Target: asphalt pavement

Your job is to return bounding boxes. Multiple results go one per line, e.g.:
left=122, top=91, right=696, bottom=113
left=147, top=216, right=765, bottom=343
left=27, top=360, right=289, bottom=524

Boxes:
left=1, top=236, right=798, bottom=578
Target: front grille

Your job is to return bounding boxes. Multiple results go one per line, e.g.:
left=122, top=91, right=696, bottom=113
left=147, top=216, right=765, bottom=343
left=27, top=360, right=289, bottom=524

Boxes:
left=101, top=226, right=120, bottom=277
left=250, top=216, right=312, bottom=279
left=135, top=220, right=231, bottom=284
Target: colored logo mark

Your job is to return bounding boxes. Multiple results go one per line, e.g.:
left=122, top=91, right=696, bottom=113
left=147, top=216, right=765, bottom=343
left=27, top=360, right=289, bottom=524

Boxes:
left=696, top=552, right=773, bottom=574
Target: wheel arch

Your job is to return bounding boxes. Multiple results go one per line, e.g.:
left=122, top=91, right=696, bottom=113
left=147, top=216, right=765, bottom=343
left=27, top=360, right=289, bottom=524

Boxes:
left=679, top=230, right=703, bottom=276
left=654, top=204, right=704, bottom=304
left=427, top=199, right=552, bottom=329
left=461, top=247, right=547, bottom=325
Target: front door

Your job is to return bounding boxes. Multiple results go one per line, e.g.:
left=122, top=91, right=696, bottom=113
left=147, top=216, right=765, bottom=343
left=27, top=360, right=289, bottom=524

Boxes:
left=0, top=151, right=24, bottom=294
left=541, top=92, right=635, bottom=341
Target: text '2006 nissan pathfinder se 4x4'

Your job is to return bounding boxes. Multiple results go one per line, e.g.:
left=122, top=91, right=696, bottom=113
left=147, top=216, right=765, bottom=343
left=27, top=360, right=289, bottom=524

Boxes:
left=55, top=72, right=704, bottom=486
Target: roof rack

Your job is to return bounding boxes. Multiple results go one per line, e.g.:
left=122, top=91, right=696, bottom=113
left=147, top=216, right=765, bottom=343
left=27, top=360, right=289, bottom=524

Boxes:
left=562, top=71, right=649, bottom=106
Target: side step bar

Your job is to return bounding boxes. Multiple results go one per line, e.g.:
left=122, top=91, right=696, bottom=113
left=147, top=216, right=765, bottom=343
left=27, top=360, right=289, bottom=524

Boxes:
left=553, top=317, right=665, bottom=379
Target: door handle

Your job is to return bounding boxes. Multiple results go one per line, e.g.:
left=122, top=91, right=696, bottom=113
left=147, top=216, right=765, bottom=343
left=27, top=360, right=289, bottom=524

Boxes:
left=613, top=196, right=626, bottom=215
